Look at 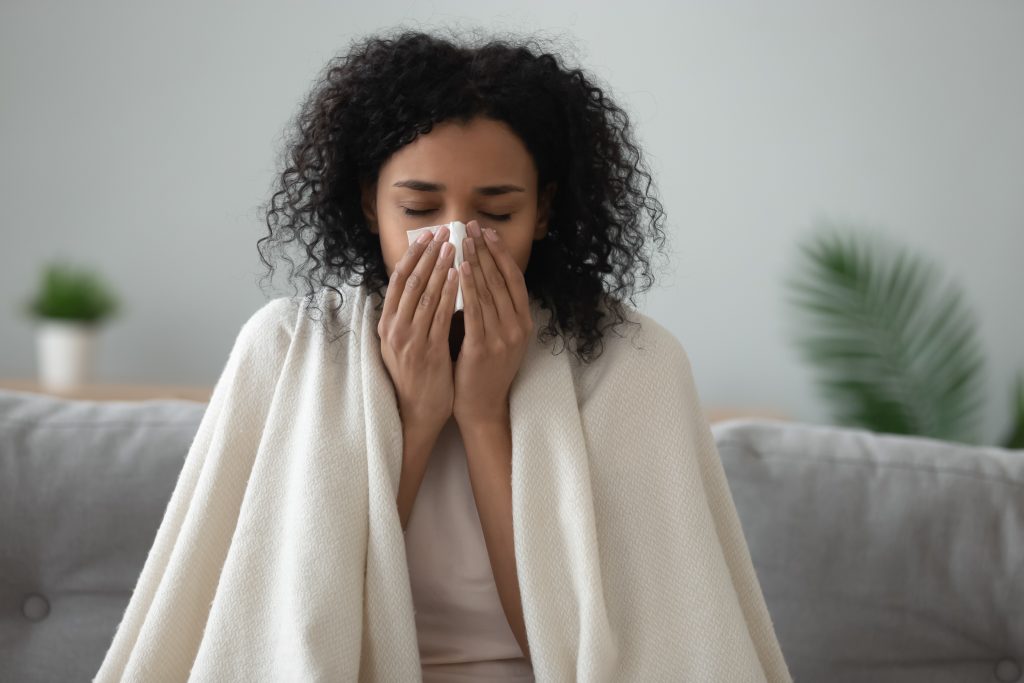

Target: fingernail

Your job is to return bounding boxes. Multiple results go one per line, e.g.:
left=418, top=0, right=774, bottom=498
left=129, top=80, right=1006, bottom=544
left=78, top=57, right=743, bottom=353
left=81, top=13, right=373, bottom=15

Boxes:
left=469, top=220, right=482, bottom=237
left=434, top=226, right=448, bottom=241
left=465, top=236, right=475, bottom=255
left=484, top=228, right=498, bottom=242
left=416, top=232, right=431, bottom=244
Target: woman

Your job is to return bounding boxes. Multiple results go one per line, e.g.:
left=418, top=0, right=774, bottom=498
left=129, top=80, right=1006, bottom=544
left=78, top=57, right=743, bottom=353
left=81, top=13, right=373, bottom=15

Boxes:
left=95, top=28, right=791, bottom=683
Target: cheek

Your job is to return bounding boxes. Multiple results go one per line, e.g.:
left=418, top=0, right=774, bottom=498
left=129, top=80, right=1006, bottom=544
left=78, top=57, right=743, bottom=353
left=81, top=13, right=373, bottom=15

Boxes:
left=380, top=233, right=407, bottom=276
left=507, top=236, right=533, bottom=273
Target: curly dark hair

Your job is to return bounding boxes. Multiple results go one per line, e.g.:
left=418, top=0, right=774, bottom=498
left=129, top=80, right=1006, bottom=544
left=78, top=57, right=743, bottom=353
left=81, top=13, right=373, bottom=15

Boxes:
left=256, top=26, right=672, bottom=364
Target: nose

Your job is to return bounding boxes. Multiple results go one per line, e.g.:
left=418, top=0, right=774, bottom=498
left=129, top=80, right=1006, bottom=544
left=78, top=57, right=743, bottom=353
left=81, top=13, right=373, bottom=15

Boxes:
left=442, top=215, right=469, bottom=229
left=437, top=217, right=472, bottom=244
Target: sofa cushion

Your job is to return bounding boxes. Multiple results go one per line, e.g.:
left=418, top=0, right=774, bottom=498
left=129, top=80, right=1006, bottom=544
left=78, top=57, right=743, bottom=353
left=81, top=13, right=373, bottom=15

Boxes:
left=3, top=385, right=1022, bottom=683
left=712, top=417, right=1024, bottom=683
left=0, top=388, right=206, bottom=683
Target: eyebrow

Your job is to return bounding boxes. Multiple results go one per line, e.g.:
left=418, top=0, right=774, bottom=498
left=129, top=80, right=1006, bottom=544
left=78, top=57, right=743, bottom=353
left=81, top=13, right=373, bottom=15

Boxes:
left=392, top=179, right=526, bottom=196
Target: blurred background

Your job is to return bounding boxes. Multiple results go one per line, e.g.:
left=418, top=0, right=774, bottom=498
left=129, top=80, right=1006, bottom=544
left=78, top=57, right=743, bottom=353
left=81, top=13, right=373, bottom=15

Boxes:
left=1, top=0, right=1021, bottom=444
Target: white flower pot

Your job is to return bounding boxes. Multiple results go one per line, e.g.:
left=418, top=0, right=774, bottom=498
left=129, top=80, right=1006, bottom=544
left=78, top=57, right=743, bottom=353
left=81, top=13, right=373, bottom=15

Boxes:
left=35, top=319, right=98, bottom=391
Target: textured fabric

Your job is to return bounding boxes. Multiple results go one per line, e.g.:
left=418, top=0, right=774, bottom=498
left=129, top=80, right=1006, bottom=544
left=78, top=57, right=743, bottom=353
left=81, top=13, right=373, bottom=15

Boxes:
left=92, top=281, right=792, bottom=682
left=404, top=414, right=533, bottom=678
left=0, top=389, right=208, bottom=683
left=711, top=418, right=1024, bottom=683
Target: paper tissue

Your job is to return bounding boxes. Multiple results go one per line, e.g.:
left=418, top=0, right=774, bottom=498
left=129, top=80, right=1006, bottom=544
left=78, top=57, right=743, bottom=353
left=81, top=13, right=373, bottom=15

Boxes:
left=406, top=220, right=468, bottom=312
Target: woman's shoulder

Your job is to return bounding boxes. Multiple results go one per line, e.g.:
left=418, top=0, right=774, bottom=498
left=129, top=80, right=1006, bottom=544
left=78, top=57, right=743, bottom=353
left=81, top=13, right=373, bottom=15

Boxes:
left=599, top=300, right=689, bottom=369
left=238, top=286, right=365, bottom=350
left=232, top=295, right=305, bottom=355
left=574, top=299, right=693, bottom=397
left=242, top=296, right=302, bottom=335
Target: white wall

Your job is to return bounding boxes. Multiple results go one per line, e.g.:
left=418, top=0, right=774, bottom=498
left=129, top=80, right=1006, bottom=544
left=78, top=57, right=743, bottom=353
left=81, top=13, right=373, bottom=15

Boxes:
left=2, top=0, right=1021, bottom=445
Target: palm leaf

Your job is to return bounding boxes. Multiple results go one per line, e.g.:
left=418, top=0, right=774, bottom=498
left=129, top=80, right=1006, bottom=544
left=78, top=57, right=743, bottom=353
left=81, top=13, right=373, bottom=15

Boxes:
left=1002, top=371, right=1024, bottom=449
left=784, top=225, right=986, bottom=444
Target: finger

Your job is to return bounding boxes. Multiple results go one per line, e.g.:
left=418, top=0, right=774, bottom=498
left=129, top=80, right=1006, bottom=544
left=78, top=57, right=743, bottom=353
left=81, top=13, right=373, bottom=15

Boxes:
left=463, top=227, right=501, bottom=339
left=397, top=225, right=449, bottom=326
left=383, top=229, right=434, bottom=324
left=459, top=260, right=485, bottom=344
left=429, top=263, right=459, bottom=348
left=469, top=220, right=516, bottom=326
left=480, top=223, right=530, bottom=322
left=413, top=238, right=455, bottom=333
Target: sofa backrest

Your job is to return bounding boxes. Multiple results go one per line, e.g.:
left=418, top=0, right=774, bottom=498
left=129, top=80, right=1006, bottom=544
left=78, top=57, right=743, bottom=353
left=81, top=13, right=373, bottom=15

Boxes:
left=712, top=417, right=1024, bottom=683
left=2, top=388, right=1022, bottom=682
left=0, top=388, right=206, bottom=682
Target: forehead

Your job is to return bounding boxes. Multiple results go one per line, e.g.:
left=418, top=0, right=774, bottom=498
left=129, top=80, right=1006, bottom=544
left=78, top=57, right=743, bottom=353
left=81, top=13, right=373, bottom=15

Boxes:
left=379, top=117, right=537, bottom=188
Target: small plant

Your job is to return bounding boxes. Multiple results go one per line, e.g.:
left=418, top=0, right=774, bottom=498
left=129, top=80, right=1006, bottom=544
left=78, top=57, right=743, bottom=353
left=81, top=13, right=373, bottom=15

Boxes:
left=784, top=222, right=1022, bottom=449
left=23, top=261, right=120, bottom=325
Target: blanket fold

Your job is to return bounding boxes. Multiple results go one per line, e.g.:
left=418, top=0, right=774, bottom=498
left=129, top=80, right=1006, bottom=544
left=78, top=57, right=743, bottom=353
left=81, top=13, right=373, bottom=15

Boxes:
left=93, top=282, right=792, bottom=682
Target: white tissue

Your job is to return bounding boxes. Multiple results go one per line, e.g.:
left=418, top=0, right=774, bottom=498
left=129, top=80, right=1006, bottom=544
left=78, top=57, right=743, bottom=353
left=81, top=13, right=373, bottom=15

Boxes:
left=405, top=220, right=468, bottom=312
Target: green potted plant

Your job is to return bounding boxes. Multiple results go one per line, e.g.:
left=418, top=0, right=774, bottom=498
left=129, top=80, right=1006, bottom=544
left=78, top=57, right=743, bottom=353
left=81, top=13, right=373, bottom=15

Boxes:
left=784, top=222, right=1023, bottom=449
left=22, top=261, right=121, bottom=391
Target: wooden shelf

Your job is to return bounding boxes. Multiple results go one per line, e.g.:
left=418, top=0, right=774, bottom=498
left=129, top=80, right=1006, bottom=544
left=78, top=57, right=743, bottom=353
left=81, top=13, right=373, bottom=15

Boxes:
left=704, top=408, right=789, bottom=424
left=0, top=379, right=790, bottom=422
left=0, top=379, right=212, bottom=402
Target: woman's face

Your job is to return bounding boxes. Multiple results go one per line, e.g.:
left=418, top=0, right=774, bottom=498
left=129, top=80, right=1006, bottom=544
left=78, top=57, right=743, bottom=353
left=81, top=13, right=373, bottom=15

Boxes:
left=361, top=115, right=556, bottom=280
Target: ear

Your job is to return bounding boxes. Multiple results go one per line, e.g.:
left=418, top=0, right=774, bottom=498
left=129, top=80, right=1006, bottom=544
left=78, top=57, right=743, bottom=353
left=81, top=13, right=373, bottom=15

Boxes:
left=534, top=181, right=558, bottom=240
left=360, top=177, right=379, bottom=234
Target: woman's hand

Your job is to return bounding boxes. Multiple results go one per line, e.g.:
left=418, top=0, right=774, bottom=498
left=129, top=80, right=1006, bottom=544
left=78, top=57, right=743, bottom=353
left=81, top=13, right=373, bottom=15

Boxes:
left=378, top=225, right=459, bottom=436
left=453, top=219, right=534, bottom=427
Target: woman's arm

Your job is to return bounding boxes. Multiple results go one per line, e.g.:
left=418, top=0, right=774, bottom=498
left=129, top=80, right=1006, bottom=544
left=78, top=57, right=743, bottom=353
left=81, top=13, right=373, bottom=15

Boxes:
left=459, top=413, right=531, bottom=663
left=396, top=421, right=442, bottom=532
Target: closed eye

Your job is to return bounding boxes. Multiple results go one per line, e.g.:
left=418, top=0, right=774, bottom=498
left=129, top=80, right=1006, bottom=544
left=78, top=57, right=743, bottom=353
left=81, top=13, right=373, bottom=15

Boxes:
left=402, top=208, right=512, bottom=221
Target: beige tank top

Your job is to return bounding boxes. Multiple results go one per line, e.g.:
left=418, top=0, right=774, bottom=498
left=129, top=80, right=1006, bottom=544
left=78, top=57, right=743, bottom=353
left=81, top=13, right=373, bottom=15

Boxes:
left=403, top=416, right=535, bottom=682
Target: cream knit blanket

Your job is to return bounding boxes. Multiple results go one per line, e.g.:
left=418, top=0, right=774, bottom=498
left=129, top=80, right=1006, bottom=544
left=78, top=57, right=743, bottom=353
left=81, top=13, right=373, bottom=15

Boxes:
left=93, top=282, right=792, bottom=682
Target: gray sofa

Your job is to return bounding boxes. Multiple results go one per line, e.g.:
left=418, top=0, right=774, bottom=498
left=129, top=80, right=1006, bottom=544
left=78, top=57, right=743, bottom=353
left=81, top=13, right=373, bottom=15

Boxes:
left=1, top=386, right=1021, bottom=682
